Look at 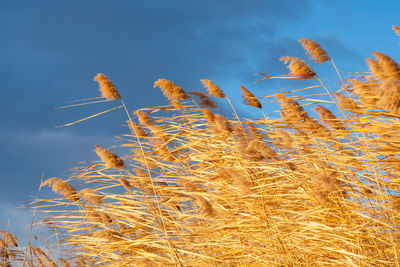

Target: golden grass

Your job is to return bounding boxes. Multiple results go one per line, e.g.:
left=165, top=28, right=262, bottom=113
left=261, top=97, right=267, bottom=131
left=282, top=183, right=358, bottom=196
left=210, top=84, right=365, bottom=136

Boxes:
left=3, top=31, right=400, bottom=266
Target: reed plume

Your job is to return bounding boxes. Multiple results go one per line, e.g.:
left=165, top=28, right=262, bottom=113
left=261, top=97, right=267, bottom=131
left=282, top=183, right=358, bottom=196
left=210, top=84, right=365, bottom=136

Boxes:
left=246, top=122, right=262, bottom=140
left=203, top=108, right=215, bottom=123
left=79, top=189, right=104, bottom=205
left=276, top=95, right=309, bottom=121
left=376, top=79, right=400, bottom=114
left=334, top=92, right=360, bottom=112
left=170, top=99, right=184, bottom=111
left=213, top=114, right=232, bottom=133
left=93, top=73, right=121, bottom=100
left=94, top=145, right=125, bottom=169
left=200, top=79, right=226, bottom=98
left=189, top=91, right=217, bottom=108
left=8, top=29, right=400, bottom=267
left=134, top=110, right=153, bottom=126
left=127, top=120, right=147, bottom=137
left=366, top=58, right=384, bottom=78
left=154, top=78, right=188, bottom=101
left=370, top=51, right=400, bottom=80
left=195, top=196, right=215, bottom=217
left=312, top=105, right=345, bottom=130
left=245, top=139, right=277, bottom=160
left=92, top=230, right=123, bottom=242
left=240, top=85, right=262, bottom=108
left=349, top=78, right=378, bottom=106
left=270, top=128, right=292, bottom=147
left=41, top=177, right=79, bottom=201
left=280, top=56, right=316, bottom=79
left=299, top=38, right=330, bottom=63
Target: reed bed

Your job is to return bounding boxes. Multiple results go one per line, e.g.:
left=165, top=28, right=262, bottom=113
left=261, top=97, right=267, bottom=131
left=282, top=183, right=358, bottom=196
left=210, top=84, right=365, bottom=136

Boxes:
left=3, top=29, right=400, bottom=266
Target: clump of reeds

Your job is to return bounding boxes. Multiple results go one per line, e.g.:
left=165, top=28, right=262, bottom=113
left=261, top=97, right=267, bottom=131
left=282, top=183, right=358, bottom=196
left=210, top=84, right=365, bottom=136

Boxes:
left=5, top=26, right=400, bottom=267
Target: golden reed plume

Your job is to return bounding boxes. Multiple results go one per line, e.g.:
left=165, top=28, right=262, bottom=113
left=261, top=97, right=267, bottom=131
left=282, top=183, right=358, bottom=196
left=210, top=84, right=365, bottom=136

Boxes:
left=367, top=51, right=400, bottom=80
left=41, top=177, right=79, bottom=201
left=240, top=85, right=262, bottom=109
left=200, top=79, right=226, bottom=98
left=299, top=38, right=330, bottom=63
left=94, top=145, right=125, bottom=169
left=280, top=56, right=316, bottom=79
left=93, top=73, right=121, bottom=100
left=154, top=78, right=188, bottom=100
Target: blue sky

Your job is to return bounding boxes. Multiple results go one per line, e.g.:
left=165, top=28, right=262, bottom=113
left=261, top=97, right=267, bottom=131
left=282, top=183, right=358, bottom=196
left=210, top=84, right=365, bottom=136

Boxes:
left=1, top=0, right=400, bottom=236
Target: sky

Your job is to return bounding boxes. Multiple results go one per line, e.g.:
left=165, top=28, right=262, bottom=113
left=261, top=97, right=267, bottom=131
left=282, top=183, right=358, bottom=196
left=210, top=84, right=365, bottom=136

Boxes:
left=1, top=0, right=400, bottom=237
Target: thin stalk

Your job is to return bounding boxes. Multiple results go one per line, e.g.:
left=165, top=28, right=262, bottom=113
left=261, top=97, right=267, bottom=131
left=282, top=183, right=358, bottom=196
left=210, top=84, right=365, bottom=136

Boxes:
left=120, top=98, right=183, bottom=266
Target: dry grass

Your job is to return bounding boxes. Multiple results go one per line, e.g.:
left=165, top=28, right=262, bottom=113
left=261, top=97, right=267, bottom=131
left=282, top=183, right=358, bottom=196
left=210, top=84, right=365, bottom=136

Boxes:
left=3, top=30, right=400, bottom=266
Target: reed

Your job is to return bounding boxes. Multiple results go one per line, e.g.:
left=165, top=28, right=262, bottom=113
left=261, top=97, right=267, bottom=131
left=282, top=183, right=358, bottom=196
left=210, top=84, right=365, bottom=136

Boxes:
left=4, top=27, right=400, bottom=267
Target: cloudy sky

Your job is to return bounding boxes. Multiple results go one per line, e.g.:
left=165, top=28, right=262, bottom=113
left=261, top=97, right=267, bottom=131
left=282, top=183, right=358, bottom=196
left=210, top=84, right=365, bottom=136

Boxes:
left=1, top=0, right=400, bottom=236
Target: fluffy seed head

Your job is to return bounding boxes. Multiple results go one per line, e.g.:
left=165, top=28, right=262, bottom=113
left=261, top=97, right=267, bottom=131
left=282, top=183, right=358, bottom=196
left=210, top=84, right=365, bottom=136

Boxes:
left=277, top=95, right=309, bottom=121
left=94, top=145, right=125, bottom=169
left=152, top=139, right=175, bottom=162
left=311, top=173, right=340, bottom=194
left=280, top=56, right=316, bottom=79
left=200, top=79, right=226, bottom=98
left=371, top=51, right=400, bottom=80
left=119, top=177, right=131, bottom=191
left=134, top=110, right=153, bottom=126
left=270, top=128, right=292, bottom=147
left=214, top=114, right=232, bottom=133
left=299, top=38, right=330, bottom=63
left=203, top=109, right=215, bottom=123
left=376, top=79, right=400, bottom=114
left=246, top=122, right=262, bottom=140
left=154, top=79, right=188, bottom=101
left=247, top=140, right=277, bottom=160
left=349, top=79, right=378, bottom=105
left=366, top=58, right=384, bottom=79
left=93, top=73, right=121, bottom=100
left=79, top=189, right=104, bottom=206
left=334, top=92, right=360, bottom=112
left=85, top=206, right=103, bottom=223
left=312, top=105, right=345, bottom=130
left=240, top=85, right=262, bottom=109
left=92, top=229, right=123, bottom=242
left=189, top=91, right=217, bottom=108
left=303, top=117, right=329, bottom=135
left=223, top=168, right=254, bottom=196
left=41, top=177, right=79, bottom=201
left=127, top=120, right=147, bottom=137
left=195, top=196, right=215, bottom=217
